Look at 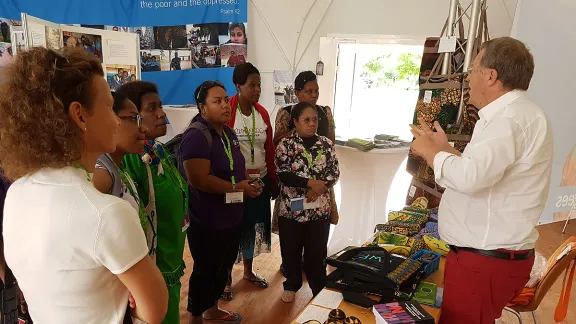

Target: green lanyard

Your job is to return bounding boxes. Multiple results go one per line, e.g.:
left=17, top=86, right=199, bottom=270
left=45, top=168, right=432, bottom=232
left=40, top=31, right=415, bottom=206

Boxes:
left=237, top=104, right=256, bottom=164
left=152, top=144, right=189, bottom=219
left=302, top=146, right=323, bottom=180
left=71, top=162, right=91, bottom=182
left=115, top=163, right=144, bottom=207
left=221, top=130, right=236, bottom=185
left=115, top=163, right=149, bottom=224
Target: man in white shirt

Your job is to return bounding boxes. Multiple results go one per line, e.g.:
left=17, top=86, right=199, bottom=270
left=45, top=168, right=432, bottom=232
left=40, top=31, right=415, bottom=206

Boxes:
left=410, top=37, right=553, bottom=324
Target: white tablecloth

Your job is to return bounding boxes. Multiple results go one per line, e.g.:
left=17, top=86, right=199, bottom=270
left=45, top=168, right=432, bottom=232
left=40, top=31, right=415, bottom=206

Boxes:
left=328, top=145, right=410, bottom=254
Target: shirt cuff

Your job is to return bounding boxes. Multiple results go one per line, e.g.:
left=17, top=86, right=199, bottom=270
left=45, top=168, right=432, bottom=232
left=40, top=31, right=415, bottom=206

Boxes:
left=433, top=151, right=454, bottom=182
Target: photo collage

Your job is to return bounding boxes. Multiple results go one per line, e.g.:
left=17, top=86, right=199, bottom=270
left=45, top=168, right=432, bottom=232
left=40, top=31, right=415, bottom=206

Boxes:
left=135, top=23, right=247, bottom=72
left=57, top=22, right=247, bottom=73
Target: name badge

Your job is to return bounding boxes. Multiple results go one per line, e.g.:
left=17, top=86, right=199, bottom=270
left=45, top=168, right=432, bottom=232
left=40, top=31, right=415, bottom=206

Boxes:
left=225, top=190, right=244, bottom=204
left=290, top=197, right=320, bottom=212
left=247, top=168, right=260, bottom=179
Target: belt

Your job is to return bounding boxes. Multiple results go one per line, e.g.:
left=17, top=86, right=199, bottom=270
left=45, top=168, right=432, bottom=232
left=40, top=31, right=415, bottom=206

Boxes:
left=449, top=245, right=535, bottom=261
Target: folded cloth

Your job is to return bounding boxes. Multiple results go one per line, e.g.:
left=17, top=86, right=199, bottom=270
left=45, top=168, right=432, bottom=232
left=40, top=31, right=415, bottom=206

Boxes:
left=379, top=224, right=421, bottom=237
left=507, top=287, right=536, bottom=306
left=415, top=222, right=440, bottom=240
left=423, top=235, right=450, bottom=256
left=429, top=210, right=438, bottom=223
left=388, top=212, right=429, bottom=227
left=372, top=232, right=425, bottom=257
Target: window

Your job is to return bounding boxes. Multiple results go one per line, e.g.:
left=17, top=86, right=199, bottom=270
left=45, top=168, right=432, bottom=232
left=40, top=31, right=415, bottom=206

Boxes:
left=333, top=42, right=423, bottom=141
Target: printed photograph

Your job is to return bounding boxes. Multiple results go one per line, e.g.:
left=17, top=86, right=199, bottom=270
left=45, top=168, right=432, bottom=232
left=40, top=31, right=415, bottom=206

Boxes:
left=0, top=42, right=13, bottom=67
left=45, top=27, right=62, bottom=50
left=135, top=26, right=155, bottom=50
left=220, top=44, right=246, bottom=67
left=273, top=71, right=300, bottom=106
left=0, top=19, right=11, bottom=43
left=220, top=22, right=248, bottom=45
left=105, top=26, right=135, bottom=33
left=187, top=23, right=227, bottom=46
left=106, top=64, right=137, bottom=91
left=153, top=26, right=188, bottom=50
left=140, top=51, right=162, bottom=72
left=191, top=45, right=221, bottom=68
left=147, top=49, right=197, bottom=71
left=63, top=31, right=103, bottom=62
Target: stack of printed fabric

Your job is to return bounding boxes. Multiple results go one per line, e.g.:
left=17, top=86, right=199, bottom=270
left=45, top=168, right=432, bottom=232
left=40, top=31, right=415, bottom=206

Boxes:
left=345, top=138, right=376, bottom=152
left=370, top=197, right=450, bottom=257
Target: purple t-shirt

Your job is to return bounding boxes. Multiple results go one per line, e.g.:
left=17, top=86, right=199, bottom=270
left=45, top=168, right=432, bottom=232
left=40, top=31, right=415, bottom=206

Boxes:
left=180, top=116, right=246, bottom=230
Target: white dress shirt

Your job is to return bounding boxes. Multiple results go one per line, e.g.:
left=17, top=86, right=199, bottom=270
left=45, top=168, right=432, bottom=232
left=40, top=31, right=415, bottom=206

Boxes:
left=434, top=90, right=553, bottom=251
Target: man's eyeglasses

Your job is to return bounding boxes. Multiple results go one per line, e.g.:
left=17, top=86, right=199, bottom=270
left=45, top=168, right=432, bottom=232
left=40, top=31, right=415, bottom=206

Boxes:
left=119, top=114, right=142, bottom=127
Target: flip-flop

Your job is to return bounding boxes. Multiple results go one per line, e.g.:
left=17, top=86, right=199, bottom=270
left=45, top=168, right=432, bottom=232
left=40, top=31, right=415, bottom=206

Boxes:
left=220, top=286, right=234, bottom=301
left=203, top=311, right=242, bottom=323
left=243, top=274, right=269, bottom=288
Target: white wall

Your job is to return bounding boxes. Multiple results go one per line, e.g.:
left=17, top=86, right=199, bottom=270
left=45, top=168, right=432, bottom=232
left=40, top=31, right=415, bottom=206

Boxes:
left=511, top=0, right=576, bottom=224
left=248, top=0, right=518, bottom=111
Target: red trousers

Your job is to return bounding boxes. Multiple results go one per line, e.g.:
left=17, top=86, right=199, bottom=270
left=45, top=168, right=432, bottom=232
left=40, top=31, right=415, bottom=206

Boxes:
left=439, top=249, right=534, bottom=324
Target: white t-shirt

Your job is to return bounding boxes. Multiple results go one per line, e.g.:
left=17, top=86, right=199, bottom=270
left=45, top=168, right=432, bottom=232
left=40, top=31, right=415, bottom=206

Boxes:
left=3, top=166, right=149, bottom=324
left=233, top=109, right=268, bottom=177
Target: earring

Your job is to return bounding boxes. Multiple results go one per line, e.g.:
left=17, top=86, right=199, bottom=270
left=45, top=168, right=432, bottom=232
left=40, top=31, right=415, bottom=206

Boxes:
left=84, top=127, right=87, bottom=131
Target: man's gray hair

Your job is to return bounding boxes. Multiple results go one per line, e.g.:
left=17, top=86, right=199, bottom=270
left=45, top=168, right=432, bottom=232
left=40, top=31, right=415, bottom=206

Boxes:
left=479, top=37, right=534, bottom=91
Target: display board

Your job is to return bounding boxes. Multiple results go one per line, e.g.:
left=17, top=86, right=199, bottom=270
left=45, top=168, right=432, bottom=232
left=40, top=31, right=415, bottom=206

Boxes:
left=0, top=18, right=17, bottom=68
left=0, top=0, right=248, bottom=105
left=511, top=0, right=576, bottom=224
left=21, top=14, right=141, bottom=91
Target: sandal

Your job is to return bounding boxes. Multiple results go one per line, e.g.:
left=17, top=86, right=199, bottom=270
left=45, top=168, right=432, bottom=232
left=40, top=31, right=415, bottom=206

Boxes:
left=243, top=274, right=269, bottom=288
left=202, top=310, right=242, bottom=323
left=220, top=286, right=234, bottom=301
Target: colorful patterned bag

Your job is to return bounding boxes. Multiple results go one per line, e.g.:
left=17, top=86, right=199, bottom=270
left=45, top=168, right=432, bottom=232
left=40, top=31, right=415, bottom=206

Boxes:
left=407, top=8, right=489, bottom=184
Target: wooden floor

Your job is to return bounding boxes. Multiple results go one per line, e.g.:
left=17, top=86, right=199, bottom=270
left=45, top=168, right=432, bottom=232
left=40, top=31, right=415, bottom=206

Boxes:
left=177, top=221, right=576, bottom=324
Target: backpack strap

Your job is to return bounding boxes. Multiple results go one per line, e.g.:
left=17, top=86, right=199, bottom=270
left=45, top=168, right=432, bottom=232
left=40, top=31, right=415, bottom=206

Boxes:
left=555, top=259, right=576, bottom=322
left=189, top=121, right=212, bottom=151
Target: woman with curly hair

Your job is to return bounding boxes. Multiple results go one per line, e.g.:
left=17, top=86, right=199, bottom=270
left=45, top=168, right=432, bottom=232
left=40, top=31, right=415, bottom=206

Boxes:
left=115, top=81, right=189, bottom=324
left=0, top=47, right=168, bottom=323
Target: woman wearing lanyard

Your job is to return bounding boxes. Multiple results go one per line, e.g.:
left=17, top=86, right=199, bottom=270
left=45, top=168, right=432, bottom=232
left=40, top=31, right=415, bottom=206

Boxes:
left=273, top=70, right=339, bottom=275
left=181, top=81, right=260, bottom=324
left=93, top=91, right=159, bottom=265
left=275, top=102, right=340, bottom=303
left=115, top=81, right=189, bottom=324
left=224, top=63, right=277, bottom=299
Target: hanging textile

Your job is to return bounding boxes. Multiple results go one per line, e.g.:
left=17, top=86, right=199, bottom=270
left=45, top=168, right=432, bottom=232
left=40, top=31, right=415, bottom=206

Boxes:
left=406, top=7, right=489, bottom=188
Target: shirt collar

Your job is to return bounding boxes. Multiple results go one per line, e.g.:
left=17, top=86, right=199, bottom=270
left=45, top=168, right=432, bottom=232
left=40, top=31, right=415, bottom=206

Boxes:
left=478, top=89, right=525, bottom=122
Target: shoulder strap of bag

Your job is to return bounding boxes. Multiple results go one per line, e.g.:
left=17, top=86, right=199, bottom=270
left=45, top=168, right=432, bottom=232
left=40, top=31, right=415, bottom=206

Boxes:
left=189, top=121, right=212, bottom=151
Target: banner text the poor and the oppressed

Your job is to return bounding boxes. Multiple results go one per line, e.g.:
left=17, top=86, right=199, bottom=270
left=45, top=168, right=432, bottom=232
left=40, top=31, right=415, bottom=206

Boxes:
left=141, top=0, right=241, bottom=14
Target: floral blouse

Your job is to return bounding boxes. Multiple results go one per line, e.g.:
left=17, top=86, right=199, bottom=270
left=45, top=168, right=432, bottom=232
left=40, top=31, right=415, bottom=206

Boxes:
left=275, top=132, right=340, bottom=222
